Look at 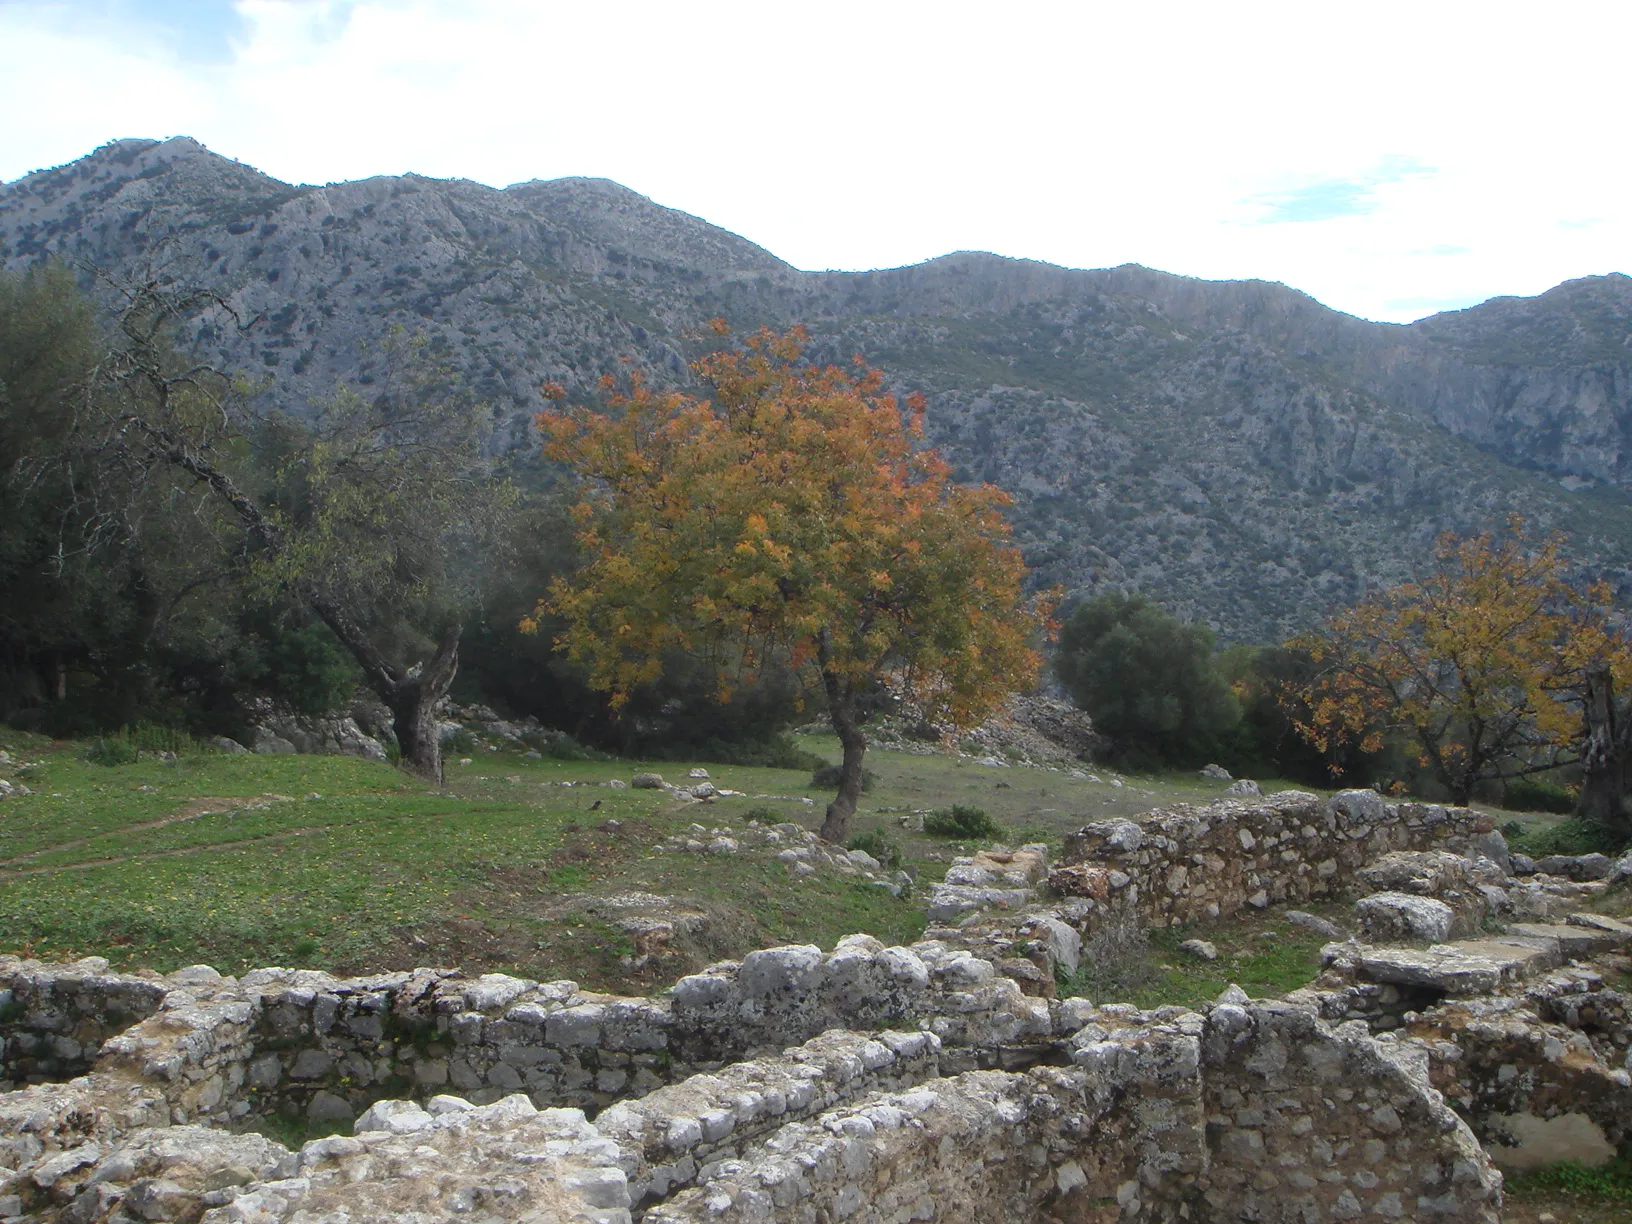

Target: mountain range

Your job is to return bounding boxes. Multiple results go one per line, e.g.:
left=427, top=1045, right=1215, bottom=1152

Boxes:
left=4, top=136, right=1631, bottom=643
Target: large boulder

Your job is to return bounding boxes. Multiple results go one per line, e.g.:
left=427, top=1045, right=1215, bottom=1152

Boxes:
left=1355, top=892, right=1457, bottom=943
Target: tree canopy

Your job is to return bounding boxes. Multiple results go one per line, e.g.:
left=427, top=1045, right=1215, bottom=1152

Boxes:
left=1286, top=524, right=1631, bottom=807
left=1, top=266, right=516, bottom=777
left=532, top=323, right=1048, bottom=840
left=1054, top=592, right=1240, bottom=768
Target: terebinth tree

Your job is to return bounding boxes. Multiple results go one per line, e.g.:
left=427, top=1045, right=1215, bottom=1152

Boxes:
left=531, top=324, right=1049, bottom=842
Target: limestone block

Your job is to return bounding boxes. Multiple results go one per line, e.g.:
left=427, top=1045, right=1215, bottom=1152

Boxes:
left=1355, top=892, right=1456, bottom=943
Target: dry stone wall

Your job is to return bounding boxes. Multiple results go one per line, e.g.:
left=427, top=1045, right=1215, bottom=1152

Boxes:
left=1050, top=790, right=1496, bottom=935
left=645, top=1001, right=1501, bottom=1224
left=0, top=945, right=1508, bottom=1224
left=0, top=933, right=1053, bottom=1142
left=0, top=960, right=166, bottom=1088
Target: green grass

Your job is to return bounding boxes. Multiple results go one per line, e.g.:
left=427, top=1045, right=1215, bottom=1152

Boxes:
left=0, top=723, right=1330, bottom=995
left=1505, top=1154, right=1632, bottom=1205
left=1057, top=910, right=1336, bottom=1010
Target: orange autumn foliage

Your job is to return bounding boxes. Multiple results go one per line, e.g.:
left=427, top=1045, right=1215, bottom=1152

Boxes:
left=528, top=324, right=1050, bottom=838
left=1286, top=522, right=1632, bottom=805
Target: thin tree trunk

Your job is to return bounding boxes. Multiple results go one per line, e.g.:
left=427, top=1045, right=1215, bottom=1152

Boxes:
left=819, top=671, right=867, bottom=844
left=1579, top=665, right=1632, bottom=841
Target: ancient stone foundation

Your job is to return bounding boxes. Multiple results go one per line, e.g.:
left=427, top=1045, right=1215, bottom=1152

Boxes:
left=0, top=954, right=1501, bottom=1224
left=6, top=788, right=1631, bottom=1222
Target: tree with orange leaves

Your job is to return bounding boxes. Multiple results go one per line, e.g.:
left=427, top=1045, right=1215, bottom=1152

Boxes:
left=528, top=324, right=1049, bottom=842
left=1286, top=522, right=1631, bottom=810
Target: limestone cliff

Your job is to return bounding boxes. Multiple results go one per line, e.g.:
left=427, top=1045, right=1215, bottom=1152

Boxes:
left=5, top=137, right=1629, bottom=641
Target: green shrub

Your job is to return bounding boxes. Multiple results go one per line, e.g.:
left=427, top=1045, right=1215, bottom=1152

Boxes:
left=810, top=763, right=877, bottom=792
left=530, top=733, right=609, bottom=762
left=1506, top=1153, right=1632, bottom=1203
left=846, top=829, right=904, bottom=873
left=84, top=736, right=140, bottom=767
left=83, top=722, right=193, bottom=766
left=1056, top=916, right=1153, bottom=1000
left=691, top=735, right=823, bottom=771
left=1054, top=593, right=1239, bottom=768
left=1500, top=777, right=1577, bottom=814
left=1512, top=816, right=1626, bottom=858
left=923, top=805, right=1001, bottom=839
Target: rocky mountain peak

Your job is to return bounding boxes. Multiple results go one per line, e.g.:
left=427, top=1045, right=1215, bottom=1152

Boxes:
left=3, top=139, right=1631, bottom=642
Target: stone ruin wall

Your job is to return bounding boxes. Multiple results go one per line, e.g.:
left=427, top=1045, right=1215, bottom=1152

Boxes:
left=0, top=787, right=1597, bottom=1223
left=0, top=959, right=1505, bottom=1223
left=1049, top=789, right=1498, bottom=937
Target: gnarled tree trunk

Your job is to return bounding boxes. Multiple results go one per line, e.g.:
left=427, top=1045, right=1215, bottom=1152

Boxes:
left=312, top=597, right=460, bottom=784
left=818, top=668, right=867, bottom=844
left=1578, top=665, right=1632, bottom=842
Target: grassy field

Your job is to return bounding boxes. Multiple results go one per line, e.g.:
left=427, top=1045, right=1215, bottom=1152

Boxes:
left=0, top=724, right=1323, bottom=992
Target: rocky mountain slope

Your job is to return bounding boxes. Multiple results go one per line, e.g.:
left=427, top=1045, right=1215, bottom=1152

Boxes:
left=5, top=136, right=1630, bottom=642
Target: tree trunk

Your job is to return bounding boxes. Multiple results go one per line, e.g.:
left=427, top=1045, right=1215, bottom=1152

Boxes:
left=818, top=672, right=867, bottom=844
left=389, top=683, right=447, bottom=783
left=311, top=593, right=461, bottom=785
left=1578, top=665, right=1632, bottom=841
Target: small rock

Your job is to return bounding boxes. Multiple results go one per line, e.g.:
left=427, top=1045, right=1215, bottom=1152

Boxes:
left=1226, top=779, right=1262, bottom=796
left=1200, top=763, right=1232, bottom=780
left=306, top=1090, right=354, bottom=1123
left=1179, top=939, right=1219, bottom=962
left=355, top=1099, right=433, bottom=1134
left=1216, top=983, right=1251, bottom=1005
left=631, top=773, right=666, bottom=789
left=1285, top=911, right=1345, bottom=941
left=1535, top=853, right=1613, bottom=881
left=687, top=768, right=710, bottom=779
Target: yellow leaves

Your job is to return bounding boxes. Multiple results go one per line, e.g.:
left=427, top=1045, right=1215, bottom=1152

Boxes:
left=535, top=324, right=1043, bottom=722
left=1288, top=520, right=1631, bottom=795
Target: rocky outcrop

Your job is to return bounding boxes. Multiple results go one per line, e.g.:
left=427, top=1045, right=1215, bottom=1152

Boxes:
left=5, top=138, right=1631, bottom=641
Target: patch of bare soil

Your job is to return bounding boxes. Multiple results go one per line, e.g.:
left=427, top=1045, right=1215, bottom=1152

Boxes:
left=362, top=817, right=761, bottom=990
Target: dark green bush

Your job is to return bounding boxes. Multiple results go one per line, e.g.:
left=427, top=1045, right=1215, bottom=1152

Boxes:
left=650, top=734, right=821, bottom=771
left=535, top=733, right=609, bottom=761
left=846, top=829, right=904, bottom=873
left=1506, top=1153, right=1632, bottom=1203
left=1500, top=777, right=1577, bottom=815
left=811, top=763, right=877, bottom=792
left=923, top=805, right=1001, bottom=839
left=1511, top=816, right=1626, bottom=859
left=84, top=736, right=141, bottom=766
left=83, top=722, right=192, bottom=766
left=1054, top=593, right=1239, bottom=769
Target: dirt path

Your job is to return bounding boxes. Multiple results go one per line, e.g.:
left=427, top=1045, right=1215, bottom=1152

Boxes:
left=0, top=795, right=293, bottom=868
left=0, top=824, right=322, bottom=879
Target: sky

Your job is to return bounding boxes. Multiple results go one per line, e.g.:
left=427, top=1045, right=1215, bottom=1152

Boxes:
left=1, top=0, right=1628, bottom=324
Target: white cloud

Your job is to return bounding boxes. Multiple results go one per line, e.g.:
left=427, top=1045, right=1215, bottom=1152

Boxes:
left=1, top=0, right=1628, bottom=322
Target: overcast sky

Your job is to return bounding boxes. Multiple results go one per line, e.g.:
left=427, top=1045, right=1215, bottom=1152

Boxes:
left=2, top=0, right=1627, bottom=323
